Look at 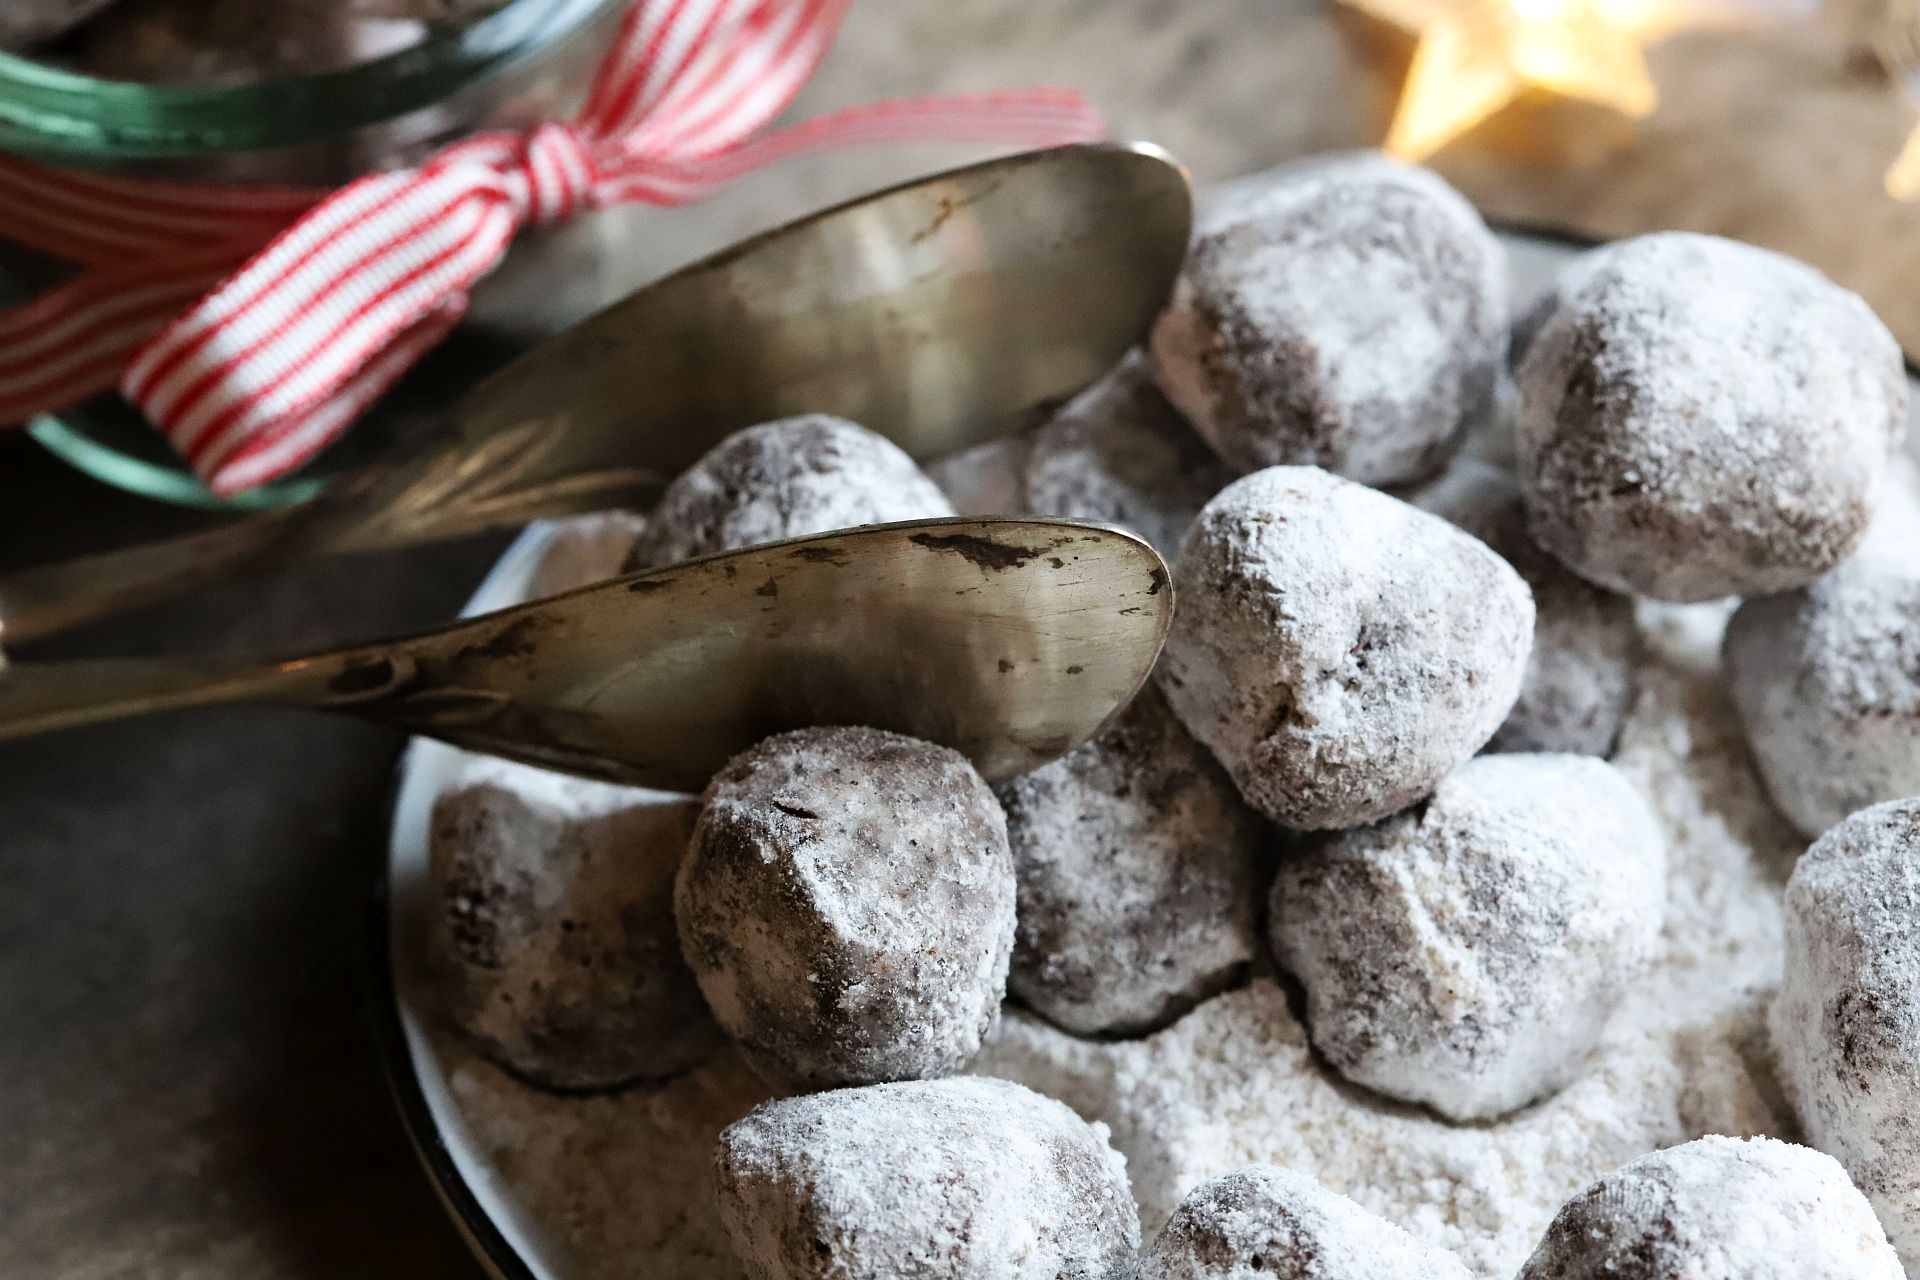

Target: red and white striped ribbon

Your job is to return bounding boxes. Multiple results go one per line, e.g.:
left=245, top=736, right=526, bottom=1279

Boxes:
left=0, top=0, right=1105, bottom=495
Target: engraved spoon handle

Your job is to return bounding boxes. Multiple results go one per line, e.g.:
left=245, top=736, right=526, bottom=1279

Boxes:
left=0, top=652, right=347, bottom=742
left=0, top=499, right=358, bottom=648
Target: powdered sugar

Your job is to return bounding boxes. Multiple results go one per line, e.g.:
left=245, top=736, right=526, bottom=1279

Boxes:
left=715, top=1076, right=1138, bottom=1279
left=1024, top=353, right=1234, bottom=562
left=1140, top=1165, right=1475, bottom=1280
left=1774, top=799, right=1920, bottom=1267
left=419, top=237, right=1920, bottom=1279
left=1270, top=754, right=1668, bottom=1122
left=1726, top=563, right=1920, bottom=838
left=1412, top=457, right=1637, bottom=757
left=630, top=415, right=955, bottom=570
left=1517, top=232, right=1906, bottom=602
left=998, top=685, right=1263, bottom=1038
left=429, top=482, right=1838, bottom=1280
left=674, top=726, right=1016, bottom=1090
left=974, top=591, right=1802, bottom=1278
left=1150, top=152, right=1506, bottom=487
left=427, top=754, right=714, bottom=1090
left=1160, top=467, right=1534, bottom=830
left=1516, top=1135, right=1903, bottom=1279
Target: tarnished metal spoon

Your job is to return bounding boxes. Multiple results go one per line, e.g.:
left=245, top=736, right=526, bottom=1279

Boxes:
left=0, top=142, right=1192, bottom=648
left=0, top=518, right=1171, bottom=788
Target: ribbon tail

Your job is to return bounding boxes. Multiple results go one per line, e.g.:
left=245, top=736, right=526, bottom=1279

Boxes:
left=0, top=246, right=258, bottom=429
left=595, top=89, right=1111, bottom=205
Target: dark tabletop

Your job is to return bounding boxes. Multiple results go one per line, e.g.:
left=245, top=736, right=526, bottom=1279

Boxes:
left=0, top=434, right=500, bottom=1279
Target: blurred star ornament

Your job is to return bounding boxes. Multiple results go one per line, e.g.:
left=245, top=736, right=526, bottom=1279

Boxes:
left=1347, top=0, right=1808, bottom=160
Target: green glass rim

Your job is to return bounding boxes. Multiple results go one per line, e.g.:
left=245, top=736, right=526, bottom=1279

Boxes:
left=0, top=0, right=621, bottom=160
left=27, top=411, right=324, bottom=510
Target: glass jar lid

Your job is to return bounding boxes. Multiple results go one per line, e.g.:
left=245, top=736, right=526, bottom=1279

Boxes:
left=0, top=0, right=619, bottom=161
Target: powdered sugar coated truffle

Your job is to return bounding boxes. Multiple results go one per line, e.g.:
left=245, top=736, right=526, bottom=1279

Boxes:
left=1725, top=563, right=1920, bottom=838
left=674, top=726, right=1016, bottom=1090
left=1025, top=352, right=1234, bottom=561
left=1139, top=1165, right=1475, bottom=1280
left=71, top=0, right=431, bottom=82
left=0, top=0, right=118, bottom=49
left=1158, top=466, right=1533, bottom=830
left=1516, top=1136, right=1903, bottom=1279
left=1149, top=152, right=1505, bottom=487
left=715, top=1075, right=1138, bottom=1280
left=1517, top=232, right=1905, bottom=602
left=1772, top=798, right=1920, bottom=1267
left=428, top=753, right=715, bottom=1090
left=1414, top=457, right=1637, bottom=756
left=629, top=415, right=954, bottom=569
left=1271, top=753, right=1667, bottom=1120
left=526, top=510, right=648, bottom=598
left=997, top=685, right=1263, bottom=1038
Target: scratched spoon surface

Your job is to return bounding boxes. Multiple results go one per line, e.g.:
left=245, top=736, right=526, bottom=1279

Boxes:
left=0, top=142, right=1193, bottom=647
left=0, top=518, right=1171, bottom=789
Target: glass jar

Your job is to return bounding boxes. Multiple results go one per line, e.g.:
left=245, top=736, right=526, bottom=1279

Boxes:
left=0, top=0, right=628, bottom=509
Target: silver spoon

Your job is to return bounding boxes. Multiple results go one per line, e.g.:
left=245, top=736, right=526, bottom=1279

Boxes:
left=0, top=518, right=1171, bottom=789
left=0, top=142, right=1192, bottom=647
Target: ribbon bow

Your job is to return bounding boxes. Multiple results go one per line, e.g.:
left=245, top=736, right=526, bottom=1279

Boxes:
left=0, top=0, right=1104, bottom=494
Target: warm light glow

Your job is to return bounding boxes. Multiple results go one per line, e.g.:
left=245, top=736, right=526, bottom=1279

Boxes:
left=1887, top=123, right=1920, bottom=200
left=1348, top=0, right=1661, bottom=160
left=1351, top=0, right=1666, bottom=161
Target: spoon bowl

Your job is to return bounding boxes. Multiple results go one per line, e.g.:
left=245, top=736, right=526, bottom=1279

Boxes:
left=0, top=518, right=1172, bottom=788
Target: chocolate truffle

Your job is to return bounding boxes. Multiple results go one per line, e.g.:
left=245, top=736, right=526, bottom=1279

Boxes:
left=1271, top=753, right=1667, bottom=1120
left=630, top=414, right=955, bottom=570
left=1772, top=798, right=1920, bottom=1267
left=1158, top=466, right=1533, bottom=830
left=715, top=1076, right=1138, bottom=1280
left=1025, top=352, right=1234, bottom=561
left=0, top=0, right=118, bottom=49
left=1414, top=457, right=1637, bottom=756
left=70, top=0, right=433, bottom=82
left=526, top=510, right=648, bottom=598
left=1725, top=563, right=1920, bottom=838
left=1149, top=152, right=1505, bottom=487
left=998, top=685, right=1263, bottom=1038
left=428, top=754, right=715, bottom=1090
left=1139, top=1165, right=1475, bottom=1280
left=1517, top=232, right=1905, bottom=602
left=674, top=726, right=1016, bottom=1090
left=1517, top=1136, right=1902, bottom=1279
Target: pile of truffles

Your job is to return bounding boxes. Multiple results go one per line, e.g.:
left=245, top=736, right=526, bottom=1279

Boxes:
left=5, top=0, right=505, bottom=82
left=427, top=151, right=1920, bottom=1278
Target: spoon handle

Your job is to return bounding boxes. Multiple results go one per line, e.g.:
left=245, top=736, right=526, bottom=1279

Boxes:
left=0, top=501, right=356, bottom=648
left=0, top=419, right=660, bottom=649
left=0, top=652, right=340, bottom=742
